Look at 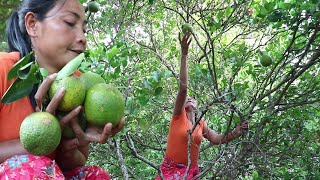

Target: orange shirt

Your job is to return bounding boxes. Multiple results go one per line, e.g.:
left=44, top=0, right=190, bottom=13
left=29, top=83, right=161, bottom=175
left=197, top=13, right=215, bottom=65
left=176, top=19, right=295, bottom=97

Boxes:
left=0, top=52, right=34, bottom=142
left=165, top=109, right=205, bottom=165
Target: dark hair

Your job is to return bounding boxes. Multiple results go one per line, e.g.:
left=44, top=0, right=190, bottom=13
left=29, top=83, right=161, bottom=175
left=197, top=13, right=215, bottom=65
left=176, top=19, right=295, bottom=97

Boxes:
left=6, top=0, right=65, bottom=110
left=5, top=0, right=61, bottom=57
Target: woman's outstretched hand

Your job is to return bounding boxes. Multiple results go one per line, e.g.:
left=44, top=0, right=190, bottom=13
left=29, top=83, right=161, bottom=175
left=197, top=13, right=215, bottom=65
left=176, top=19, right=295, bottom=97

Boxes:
left=78, top=117, right=126, bottom=144
left=179, top=32, right=192, bottom=55
left=59, top=117, right=126, bottom=152
left=233, top=121, right=249, bottom=137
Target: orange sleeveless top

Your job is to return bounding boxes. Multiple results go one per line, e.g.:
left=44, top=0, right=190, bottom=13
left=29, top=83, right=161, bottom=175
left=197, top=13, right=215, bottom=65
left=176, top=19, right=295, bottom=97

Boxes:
left=0, top=52, right=34, bottom=142
left=165, top=109, right=205, bottom=165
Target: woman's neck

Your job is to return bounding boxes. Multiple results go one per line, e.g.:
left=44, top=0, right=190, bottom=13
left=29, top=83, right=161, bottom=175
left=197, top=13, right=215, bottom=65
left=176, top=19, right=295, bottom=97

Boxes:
left=186, top=110, right=196, bottom=125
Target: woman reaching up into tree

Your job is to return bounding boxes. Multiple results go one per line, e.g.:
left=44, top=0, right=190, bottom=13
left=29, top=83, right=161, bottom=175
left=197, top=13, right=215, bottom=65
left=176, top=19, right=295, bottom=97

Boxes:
left=155, top=33, right=248, bottom=179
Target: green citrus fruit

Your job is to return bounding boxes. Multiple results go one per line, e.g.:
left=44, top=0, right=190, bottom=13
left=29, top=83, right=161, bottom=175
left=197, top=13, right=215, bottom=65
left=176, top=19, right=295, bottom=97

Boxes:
left=49, top=75, right=86, bottom=112
left=267, top=10, right=282, bottom=22
left=80, top=72, right=105, bottom=91
left=314, top=11, right=320, bottom=18
left=56, top=111, right=87, bottom=139
left=88, top=1, right=100, bottom=13
left=260, top=54, right=273, bottom=67
left=20, top=112, right=61, bottom=155
left=181, top=23, right=194, bottom=34
left=84, top=83, right=125, bottom=127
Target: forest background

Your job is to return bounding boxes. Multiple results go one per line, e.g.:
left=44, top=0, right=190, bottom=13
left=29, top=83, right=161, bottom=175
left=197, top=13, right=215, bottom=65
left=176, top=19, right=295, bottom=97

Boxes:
left=0, top=0, right=319, bottom=179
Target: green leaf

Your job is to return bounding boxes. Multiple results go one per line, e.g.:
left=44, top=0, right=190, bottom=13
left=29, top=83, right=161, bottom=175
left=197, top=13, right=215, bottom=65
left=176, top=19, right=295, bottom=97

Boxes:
left=138, top=95, right=149, bottom=106
left=264, top=2, right=274, bottom=12
left=7, top=53, right=31, bottom=81
left=164, top=70, right=172, bottom=78
left=1, top=63, right=40, bottom=104
left=115, top=66, right=121, bottom=74
left=148, top=0, right=155, bottom=5
left=106, top=46, right=119, bottom=60
left=225, top=7, right=233, bottom=16
left=116, top=29, right=126, bottom=38
left=138, top=118, right=149, bottom=131
left=154, top=86, right=163, bottom=96
left=151, top=71, right=159, bottom=82
left=125, top=96, right=135, bottom=114
left=17, top=62, right=33, bottom=80
left=56, top=53, right=84, bottom=80
left=39, top=68, right=49, bottom=78
left=233, top=115, right=240, bottom=125
left=1, top=78, right=34, bottom=104
left=143, top=79, right=151, bottom=89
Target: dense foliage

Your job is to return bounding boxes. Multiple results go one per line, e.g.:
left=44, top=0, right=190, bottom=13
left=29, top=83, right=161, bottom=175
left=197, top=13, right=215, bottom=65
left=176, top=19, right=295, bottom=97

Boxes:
left=1, top=0, right=319, bottom=179
left=0, top=0, right=20, bottom=50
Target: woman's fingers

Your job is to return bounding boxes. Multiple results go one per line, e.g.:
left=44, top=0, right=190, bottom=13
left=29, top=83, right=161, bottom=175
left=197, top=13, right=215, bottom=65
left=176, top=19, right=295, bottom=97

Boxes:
left=45, top=88, right=65, bottom=114
left=59, top=106, right=82, bottom=129
left=34, top=73, right=57, bottom=111
left=100, top=123, right=113, bottom=144
left=241, top=121, right=249, bottom=129
left=112, top=117, right=126, bottom=136
left=59, top=138, right=80, bottom=152
left=70, top=117, right=88, bottom=145
left=82, top=124, right=109, bottom=144
left=187, top=34, right=192, bottom=45
left=65, top=117, right=126, bottom=146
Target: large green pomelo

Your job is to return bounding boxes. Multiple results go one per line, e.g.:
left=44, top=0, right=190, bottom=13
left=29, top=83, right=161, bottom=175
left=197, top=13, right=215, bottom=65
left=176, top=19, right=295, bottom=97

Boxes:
left=49, top=75, right=86, bottom=112
left=84, top=83, right=125, bottom=127
left=20, top=112, right=61, bottom=155
left=80, top=72, right=105, bottom=91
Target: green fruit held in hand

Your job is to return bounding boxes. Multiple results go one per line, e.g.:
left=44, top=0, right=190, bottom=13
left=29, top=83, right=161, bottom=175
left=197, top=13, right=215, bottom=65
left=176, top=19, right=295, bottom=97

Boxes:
left=88, top=1, right=100, bottom=13
left=84, top=83, right=125, bottom=127
left=181, top=23, right=194, bottom=34
left=20, top=112, right=61, bottom=155
left=80, top=72, right=105, bottom=91
left=260, top=54, right=273, bottom=67
left=56, top=111, right=87, bottom=139
left=49, top=75, right=86, bottom=112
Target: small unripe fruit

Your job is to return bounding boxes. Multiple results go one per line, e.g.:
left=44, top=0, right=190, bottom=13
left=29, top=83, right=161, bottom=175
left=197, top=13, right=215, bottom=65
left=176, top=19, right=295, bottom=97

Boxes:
left=88, top=1, right=100, bottom=13
left=181, top=23, right=194, bottom=34
left=260, top=54, right=273, bottom=67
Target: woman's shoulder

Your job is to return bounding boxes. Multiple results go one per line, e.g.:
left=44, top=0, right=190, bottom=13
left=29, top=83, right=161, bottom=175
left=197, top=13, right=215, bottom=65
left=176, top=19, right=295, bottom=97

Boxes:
left=0, top=51, right=20, bottom=59
left=172, top=109, right=187, bottom=121
left=0, top=51, right=20, bottom=72
left=0, top=51, right=20, bottom=65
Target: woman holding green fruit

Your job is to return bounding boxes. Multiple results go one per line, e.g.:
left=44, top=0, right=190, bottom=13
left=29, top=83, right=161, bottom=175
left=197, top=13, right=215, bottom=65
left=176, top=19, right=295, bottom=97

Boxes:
left=0, top=0, right=125, bottom=179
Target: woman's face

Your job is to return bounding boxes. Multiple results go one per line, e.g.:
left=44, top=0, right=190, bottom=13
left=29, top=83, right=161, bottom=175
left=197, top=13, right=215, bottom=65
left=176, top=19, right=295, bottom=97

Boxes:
left=185, top=96, right=197, bottom=111
left=30, top=0, right=87, bottom=73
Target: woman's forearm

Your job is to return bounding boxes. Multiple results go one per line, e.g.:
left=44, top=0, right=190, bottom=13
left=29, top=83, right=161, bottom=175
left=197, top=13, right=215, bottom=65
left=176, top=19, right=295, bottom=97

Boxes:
left=55, top=148, right=87, bottom=171
left=78, top=144, right=89, bottom=160
left=179, top=54, right=188, bottom=90
left=220, top=130, right=239, bottom=144
left=205, top=128, right=239, bottom=145
left=0, top=139, right=28, bottom=163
